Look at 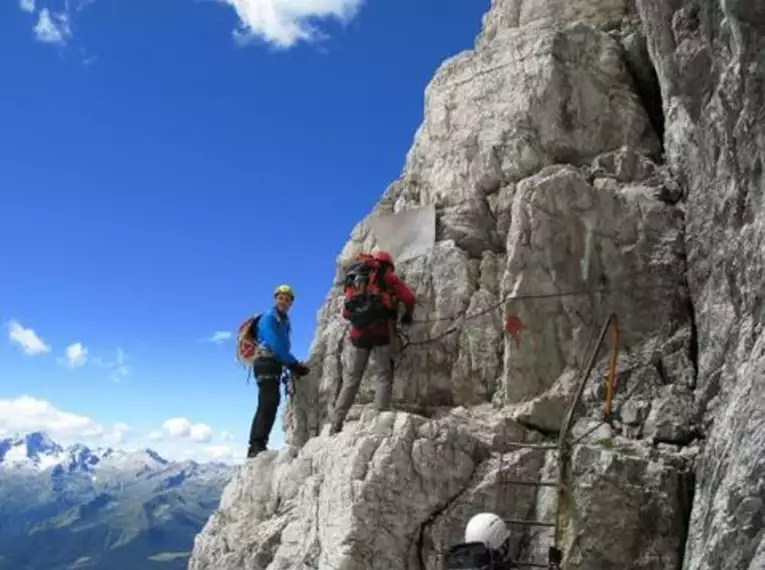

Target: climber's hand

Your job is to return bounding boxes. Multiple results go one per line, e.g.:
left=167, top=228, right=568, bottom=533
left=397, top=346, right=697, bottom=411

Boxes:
left=290, top=362, right=311, bottom=377
left=399, top=313, right=413, bottom=326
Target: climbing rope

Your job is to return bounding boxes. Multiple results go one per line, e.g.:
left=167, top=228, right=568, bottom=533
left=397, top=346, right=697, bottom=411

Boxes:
left=391, top=278, right=672, bottom=363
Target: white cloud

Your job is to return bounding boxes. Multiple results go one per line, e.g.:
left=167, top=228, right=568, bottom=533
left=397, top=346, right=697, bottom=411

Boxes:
left=162, top=417, right=192, bottom=438
left=22, top=0, right=96, bottom=61
left=62, top=342, right=88, bottom=368
left=220, top=430, right=234, bottom=441
left=109, top=422, right=130, bottom=444
left=0, top=395, right=125, bottom=442
left=33, top=8, right=72, bottom=45
left=74, top=0, right=97, bottom=12
left=161, top=417, right=212, bottom=443
left=93, top=348, right=130, bottom=381
left=206, top=331, right=232, bottom=344
left=204, top=444, right=235, bottom=460
left=111, top=348, right=130, bottom=381
left=220, top=0, right=364, bottom=49
left=147, top=430, right=163, bottom=442
left=143, top=429, right=243, bottom=464
left=23, top=0, right=363, bottom=52
left=165, top=443, right=243, bottom=464
left=7, top=320, right=51, bottom=356
left=0, top=396, right=237, bottom=464
left=189, top=424, right=213, bottom=443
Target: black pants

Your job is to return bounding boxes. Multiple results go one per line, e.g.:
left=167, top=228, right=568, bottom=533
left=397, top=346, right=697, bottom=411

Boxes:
left=249, top=374, right=281, bottom=449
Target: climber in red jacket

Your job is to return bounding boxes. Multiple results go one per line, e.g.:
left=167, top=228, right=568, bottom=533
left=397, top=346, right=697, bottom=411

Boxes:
left=329, top=250, right=416, bottom=435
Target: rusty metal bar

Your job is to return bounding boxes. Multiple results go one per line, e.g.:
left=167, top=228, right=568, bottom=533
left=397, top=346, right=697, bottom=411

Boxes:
left=505, top=518, right=556, bottom=527
left=501, top=478, right=559, bottom=487
left=559, top=314, right=615, bottom=443
left=553, top=313, right=616, bottom=552
left=493, top=313, right=622, bottom=569
left=604, top=314, right=620, bottom=423
left=504, top=441, right=560, bottom=450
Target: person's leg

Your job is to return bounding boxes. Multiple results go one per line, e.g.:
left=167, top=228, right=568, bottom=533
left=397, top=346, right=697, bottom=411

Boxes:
left=248, top=375, right=281, bottom=457
left=330, top=345, right=370, bottom=434
left=372, top=342, right=394, bottom=411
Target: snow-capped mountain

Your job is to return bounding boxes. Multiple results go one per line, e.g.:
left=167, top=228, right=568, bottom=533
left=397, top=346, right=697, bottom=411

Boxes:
left=0, top=432, right=234, bottom=570
left=1, top=432, right=174, bottom=472
left=0, top=431, right=66, bottom=469
left=0, top=431, right=228, bottom=476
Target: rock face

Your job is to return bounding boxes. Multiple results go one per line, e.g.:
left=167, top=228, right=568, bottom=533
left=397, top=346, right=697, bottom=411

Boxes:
left=636, top=1, right=765, bottom=569
left=286, top=3, right=691, bottom=449
left=189, top=0, right=764, bottom=568
left=190, top=410, right=693, bottom=570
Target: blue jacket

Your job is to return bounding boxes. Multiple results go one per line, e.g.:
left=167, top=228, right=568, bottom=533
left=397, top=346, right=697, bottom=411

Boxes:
left=256, top=307, right=298, bottom=367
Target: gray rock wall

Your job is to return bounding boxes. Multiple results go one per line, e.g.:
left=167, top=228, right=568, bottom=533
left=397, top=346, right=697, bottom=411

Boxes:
left=285, top=0, right=691, bottom=450
left=190, top=410, right=694, bottom=570
left=637, top=0, right=765, bottom=568
left=189, top=0, right=764, bottom=568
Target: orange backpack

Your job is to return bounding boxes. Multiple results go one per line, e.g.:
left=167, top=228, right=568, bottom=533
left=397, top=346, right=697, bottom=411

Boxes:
left=342, top=253, right=397, bottom=328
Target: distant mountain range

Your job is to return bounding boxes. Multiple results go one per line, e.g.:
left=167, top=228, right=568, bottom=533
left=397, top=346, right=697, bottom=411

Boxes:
left=0, top=432, right=234, bottom=570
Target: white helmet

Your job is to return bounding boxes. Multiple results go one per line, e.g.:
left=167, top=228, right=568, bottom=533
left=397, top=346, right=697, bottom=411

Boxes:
left=464, top=512, right=511, bottom=551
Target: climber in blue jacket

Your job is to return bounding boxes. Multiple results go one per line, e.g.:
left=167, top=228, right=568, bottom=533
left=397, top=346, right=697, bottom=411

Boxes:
left=247, top=285, right=310, bottom=459
left=257, top=307, right=299, bottom=367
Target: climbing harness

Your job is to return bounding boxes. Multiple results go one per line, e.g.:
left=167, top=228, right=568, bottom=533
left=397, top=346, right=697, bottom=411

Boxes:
left=282, top=369, right=295, bottom=397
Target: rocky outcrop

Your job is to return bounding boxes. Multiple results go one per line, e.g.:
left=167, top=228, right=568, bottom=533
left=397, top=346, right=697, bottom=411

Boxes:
left=190, top=0, right=764, bottom=568
left=636, top=1, right=765, bottom=568
left=190, top=410, right=693, bottom=570
left=285, top=4, right=692, bottom=449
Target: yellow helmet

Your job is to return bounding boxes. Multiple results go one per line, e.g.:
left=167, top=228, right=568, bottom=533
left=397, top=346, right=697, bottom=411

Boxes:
left=274, top=284, right=295, bottom=299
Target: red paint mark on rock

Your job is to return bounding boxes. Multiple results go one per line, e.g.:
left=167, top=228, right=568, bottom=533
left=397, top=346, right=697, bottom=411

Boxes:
left=505, top=314, right=525, bottom=347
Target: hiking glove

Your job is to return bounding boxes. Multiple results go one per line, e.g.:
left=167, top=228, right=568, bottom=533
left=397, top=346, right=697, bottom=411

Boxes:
left=291, top=362, right=311, bottom=377
left=400, top=313, right=413, bottom=326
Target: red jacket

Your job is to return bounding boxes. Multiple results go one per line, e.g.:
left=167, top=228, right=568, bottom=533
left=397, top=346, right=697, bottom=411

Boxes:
left=342, top=270, right=416, bottom=347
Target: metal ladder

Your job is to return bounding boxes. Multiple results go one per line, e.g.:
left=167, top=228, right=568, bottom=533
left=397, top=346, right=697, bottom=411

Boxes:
left=498, top=439, right=562, bottom=569
left=496, top=314, right=619, bottom=570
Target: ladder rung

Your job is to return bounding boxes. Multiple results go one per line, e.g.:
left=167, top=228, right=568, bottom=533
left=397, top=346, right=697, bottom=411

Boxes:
left=505, top=441, right=559, bottom=450
left=504, top=518, right=555, bottom=527
left=500, top=478, right=559, bottom=487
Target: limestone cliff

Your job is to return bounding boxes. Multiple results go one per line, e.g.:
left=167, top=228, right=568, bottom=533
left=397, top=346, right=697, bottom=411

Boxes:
left=189, top=0, right=764, bottom=568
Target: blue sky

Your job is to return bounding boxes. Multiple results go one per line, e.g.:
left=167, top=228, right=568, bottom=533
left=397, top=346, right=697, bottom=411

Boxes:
left=0, top=0, right=489, bottom=462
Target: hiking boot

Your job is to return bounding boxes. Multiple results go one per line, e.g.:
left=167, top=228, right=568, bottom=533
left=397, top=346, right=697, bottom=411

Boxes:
left=247, top=442, right=266, bottom=458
